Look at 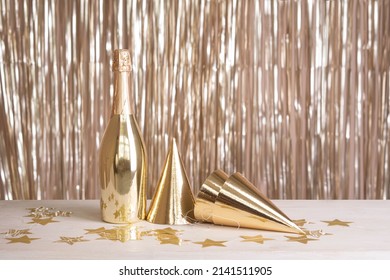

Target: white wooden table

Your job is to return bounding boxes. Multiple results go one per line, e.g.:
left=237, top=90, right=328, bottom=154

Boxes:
left=1, top=200, right=389, bottom=260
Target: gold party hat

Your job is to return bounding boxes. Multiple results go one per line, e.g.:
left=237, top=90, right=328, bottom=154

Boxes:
left=147, top=138, right=195, bottom=225
left=194, top=170, right=304, bottom=234
left=194, top=169, right=228, bottom=223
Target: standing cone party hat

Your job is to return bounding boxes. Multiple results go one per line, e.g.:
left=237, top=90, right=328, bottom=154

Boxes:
left=147, top=138, right=195, bottom=225
left=194, top=170, right=304, bottom=234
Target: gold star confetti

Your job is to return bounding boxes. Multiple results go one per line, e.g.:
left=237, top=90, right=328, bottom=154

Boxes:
left=84, top=227, right=107, bottom=234
left=28, top=217, right=59, bottom=226
left=194, top=239, right=227, bottom=248
left=25, top=207, right=72, bottom=218
left=285, top=235, right=318, bottom=244
left=157, top=234, right=182, bottom=245
left=322, top=219, right=352, bottom=227
left=6, top=235, right=40, bottom=244
left=152, top=227, right=182, bottom=235
left=115, top=200, right=119, bottom=207
left=1, top=229, right=32, bottom=237
left=240, top=235, right=274, bottom=244
left=292, top=219, right=308, bottom=227
left=55, top=236, right=89, bottom=245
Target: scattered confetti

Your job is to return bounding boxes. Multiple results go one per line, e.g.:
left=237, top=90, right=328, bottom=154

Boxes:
left=193, top=239, right=227, bottom=248
left=292, top=219, right=308, bottom=227
left=285, top=235, right=318, bottom=244
left=303, top=229, right=332, bottom=238
left=55, top=236, right=89, bottom=245
left=28, top=217, right=59, bottom=226
left=84, top=227, right=107, bottom=234
left=6, top=235, right=40, bottom=244
left=321, top=219, right=352, bottom=227
left=240, top=235, right=274, bottom=244
left=25, top=207, right=72, bottom=218
left=1, top=229, right=32, bottom=237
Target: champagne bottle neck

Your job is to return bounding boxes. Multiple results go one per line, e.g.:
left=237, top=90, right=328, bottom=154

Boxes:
left=111, top=71, right=134, bottom=115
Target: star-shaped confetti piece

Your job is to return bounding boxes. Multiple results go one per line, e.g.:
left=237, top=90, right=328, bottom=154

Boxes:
left=157, top=234, right=182, bottom=245
left=25, top=207, right=72, bottom=218
left=6, top=235, right=40, bottom=244
left=292, top=219, right=308, bottom=227
left=84, top=227, right=107, bottom=234
left=1, top=229, right=33, bottom=237
left=285, top=235, right=317, bottom=244
left=55, top=236, right=89, bottom=245
left=28, top=217, right=59, bottom=225
left=152, top=227, right=182, bottom=235
left=193, top=239, right=227, bottom=248
left=321, top=219, right=352, bottom=227
left=240, top=235, right=274, bottom=244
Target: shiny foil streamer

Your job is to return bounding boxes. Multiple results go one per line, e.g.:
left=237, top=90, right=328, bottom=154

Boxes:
left=0, top=0, right=389, bottom=200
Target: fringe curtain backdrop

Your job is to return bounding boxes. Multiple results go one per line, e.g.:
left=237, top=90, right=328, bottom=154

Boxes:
left=0, top=0, right=389, bottom=200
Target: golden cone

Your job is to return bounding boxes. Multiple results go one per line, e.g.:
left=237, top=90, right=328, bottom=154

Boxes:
left=194, top=169, right=228, bottom=223
left=194, top=171, right=304, bottom=234
left=147, top=138, right=195, bottom=225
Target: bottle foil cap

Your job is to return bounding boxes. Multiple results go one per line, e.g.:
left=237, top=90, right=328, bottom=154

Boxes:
left=112, top=49, right=131, bottom=72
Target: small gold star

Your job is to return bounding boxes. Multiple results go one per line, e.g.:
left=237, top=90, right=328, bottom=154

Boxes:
left=322, top=219, right=352, bottom=227
left=55, top=236, right=89, bottom=245
left=153, top=227, right=181, bottom=235
left=194, top=239, right=227, bottom=248
left=285, top=235, right=317, bottom=244
left=115, top=200, right=119, bottom=207
left=28, top=217, right=59, bottom=225
left=157, top=234, right=182, bottom=245
left=292, top=219, right=308, bottom=227
left=240, top=235, right=273, bottom=244
left=6, top=235, right=40, bottom=244
left=1, top=229, right=33, bottom=237
left=84, top=227, right=107, bottom=234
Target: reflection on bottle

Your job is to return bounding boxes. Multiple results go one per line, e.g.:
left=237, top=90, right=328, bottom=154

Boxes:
left=99, top=49, right=147, bottom=223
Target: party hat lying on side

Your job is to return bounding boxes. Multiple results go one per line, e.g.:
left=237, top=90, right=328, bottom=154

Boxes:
left=194, top=170, right=304, bottom=234
left=147, top=138, right=195, bottom=225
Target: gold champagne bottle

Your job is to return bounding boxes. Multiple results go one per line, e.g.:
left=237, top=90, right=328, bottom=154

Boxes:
left=99, top=49, right=147, bottom=223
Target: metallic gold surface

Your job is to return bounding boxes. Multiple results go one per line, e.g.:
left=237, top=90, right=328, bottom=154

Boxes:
left=1, top=1, right=389, bottom=200
left=194, top=169, right=229, bottom=223
left=147, top=138, right=195, bottom=225
left=195, top=171, right=304, bottom=234
left=99, top=50, right=147, bottom=223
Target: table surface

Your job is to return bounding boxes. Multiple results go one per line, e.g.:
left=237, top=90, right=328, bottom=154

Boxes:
left=0, top=200, right=389, bottom=260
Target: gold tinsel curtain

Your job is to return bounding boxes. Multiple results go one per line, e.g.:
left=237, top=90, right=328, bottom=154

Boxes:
left=0, top=0, right=389, bottom=200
